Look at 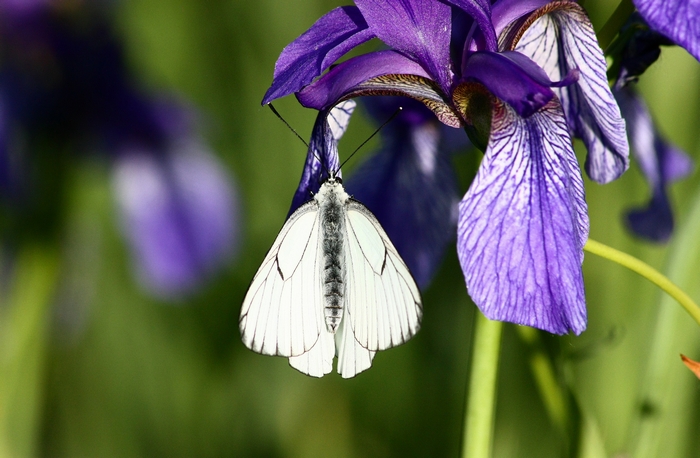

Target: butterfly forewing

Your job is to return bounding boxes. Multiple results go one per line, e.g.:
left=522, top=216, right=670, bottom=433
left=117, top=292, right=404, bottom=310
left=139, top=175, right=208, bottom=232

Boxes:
left=344, top=200, right=422, bottom=352
left=240, top=202, right=323, bottom=357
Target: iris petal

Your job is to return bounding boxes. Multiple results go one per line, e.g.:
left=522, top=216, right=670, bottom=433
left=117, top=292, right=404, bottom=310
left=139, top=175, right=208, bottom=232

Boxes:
left=615, top=86, right=693, bottom=242
left=354, top=0, right=453, bottom=90
left=458, top=100, right=588, bottom=335
left=634, top=0, right=700, bottom=61
left=261, top=6, right=374, bottom=105
left=491, top=0, right=551, bottom=38
left=296, top=50, right=434, bottom=110
left=509, top=2, right=629, bottom=184
left=461, top=51, right=555, bottom=117
left=112, top=145, right=239, bottom=298
left=443, top=0, right=498, bottom=52
left=288, top=101, right=356, bottom=215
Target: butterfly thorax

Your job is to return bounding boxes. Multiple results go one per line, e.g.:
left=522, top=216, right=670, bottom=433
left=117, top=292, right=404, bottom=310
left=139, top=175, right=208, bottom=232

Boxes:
left=315, top=178, right=348, bottom=333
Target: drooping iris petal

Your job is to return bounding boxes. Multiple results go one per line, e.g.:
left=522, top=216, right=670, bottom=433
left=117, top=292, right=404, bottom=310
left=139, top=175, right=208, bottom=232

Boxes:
left=297, top=50, right=433, bottom=110
left=633, top=0, right=700, bottom=61
left=354, top=0, right=453, bottom=90
left=288, top=101, right=356, bottom=215
left=346, top=98, right=462, bottom=287
left=443, top=0, right=498, bottom=52
left=112, top=144, right=239, bottom=298
left=458, top=100, right=588, bottom=335
left=461, top=51, right=556, bottom=117
left=614, top=86, right=693, bottom=242
left=261, top=6, right=374, bottom=105
left=507, top=1, right=629, bottom=184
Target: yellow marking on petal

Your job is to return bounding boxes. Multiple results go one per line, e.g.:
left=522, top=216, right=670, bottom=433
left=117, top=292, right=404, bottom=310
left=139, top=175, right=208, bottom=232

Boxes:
left=355, top=74, right=463, bottom=127
left=452, top=82, right=494, bottom=150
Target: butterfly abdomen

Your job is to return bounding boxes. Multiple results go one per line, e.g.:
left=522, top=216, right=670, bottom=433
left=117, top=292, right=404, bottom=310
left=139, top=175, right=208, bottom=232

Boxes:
left=317, top=179, right=348, bottom=333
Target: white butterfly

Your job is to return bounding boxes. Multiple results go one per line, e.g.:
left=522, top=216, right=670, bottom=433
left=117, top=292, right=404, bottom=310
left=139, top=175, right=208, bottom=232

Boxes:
left=239, top=102, right=422, bottom=378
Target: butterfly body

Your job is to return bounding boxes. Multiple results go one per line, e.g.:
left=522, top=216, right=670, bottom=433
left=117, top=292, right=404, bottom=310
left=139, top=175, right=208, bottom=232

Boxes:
left=240, top=176, right=422, bottom=378
left=317, top=178, right=348, bottom=332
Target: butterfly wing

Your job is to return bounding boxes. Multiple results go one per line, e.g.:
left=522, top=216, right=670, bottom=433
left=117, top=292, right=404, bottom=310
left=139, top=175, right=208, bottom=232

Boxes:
left=344, top=200, right=422, bottom=352
left=240, top=200, right=324, bottom=358
left=289, top=330, right=334, bottom=377
left=335, top=314, right=376, bottom=379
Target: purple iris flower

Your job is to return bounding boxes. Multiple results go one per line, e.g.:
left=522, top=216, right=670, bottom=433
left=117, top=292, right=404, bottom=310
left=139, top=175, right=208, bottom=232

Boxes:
left=263, top=0, right=630, bottom=334
left=609, top=14, right=694, bottom=242
left=633, top=0, right=700, bottom=62
left=0, top=1, right=240, bottom=298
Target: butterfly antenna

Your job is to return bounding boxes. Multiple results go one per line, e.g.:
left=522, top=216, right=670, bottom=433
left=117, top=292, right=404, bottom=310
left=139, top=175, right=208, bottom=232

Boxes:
left=268, top=103, right=309, bottom=148
left=268, top=103, right=329, bottom=178
left=338, top=106, right=402, bottom=170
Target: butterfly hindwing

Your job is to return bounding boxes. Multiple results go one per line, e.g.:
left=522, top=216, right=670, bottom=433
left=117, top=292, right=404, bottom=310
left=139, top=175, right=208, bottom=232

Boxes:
left=240, top=201, right=324, bottom=358
left=343, top=200, right=422, bottom=352
left=289, top=329, right=334, bottom=377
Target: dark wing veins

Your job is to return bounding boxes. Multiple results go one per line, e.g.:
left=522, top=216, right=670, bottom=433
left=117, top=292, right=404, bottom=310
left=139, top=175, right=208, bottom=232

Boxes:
left=274, top=257, right=285, bottom=280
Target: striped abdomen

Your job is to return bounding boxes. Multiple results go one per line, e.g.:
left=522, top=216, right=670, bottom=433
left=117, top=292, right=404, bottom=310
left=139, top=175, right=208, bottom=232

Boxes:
left=318, top=182, right=346, bottom=333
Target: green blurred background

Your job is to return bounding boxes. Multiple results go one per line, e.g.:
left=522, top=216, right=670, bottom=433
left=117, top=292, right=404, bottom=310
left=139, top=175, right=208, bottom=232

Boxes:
left=1, top=0, right=699, bottom=456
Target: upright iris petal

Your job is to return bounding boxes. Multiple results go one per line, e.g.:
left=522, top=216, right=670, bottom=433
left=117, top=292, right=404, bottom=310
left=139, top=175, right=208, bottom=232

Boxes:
left=262, top=6, right=374, bottom=104
left=354, top=0, right=453, bottom=90
left=444, top=0, right=497, bottom=51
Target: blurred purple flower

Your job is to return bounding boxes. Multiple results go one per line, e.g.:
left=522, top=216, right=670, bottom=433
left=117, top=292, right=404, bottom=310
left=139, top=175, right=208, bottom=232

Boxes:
left=0, top=99, right=10, bottom=199
left=0, top=1, right=240, bottom=298
left=614, top=86, right=692, bottom=242
left=112, top=142, right=239, bottom=298
left=264, top=0, right=630, bottom=334
left=633, top=0, right=700, bottom=61
left=608, top=14, right=694, bottom=242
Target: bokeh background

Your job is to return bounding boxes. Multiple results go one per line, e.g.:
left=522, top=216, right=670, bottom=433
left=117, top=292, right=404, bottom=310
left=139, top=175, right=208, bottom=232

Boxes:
left=1, top=0, right=699, bottom=457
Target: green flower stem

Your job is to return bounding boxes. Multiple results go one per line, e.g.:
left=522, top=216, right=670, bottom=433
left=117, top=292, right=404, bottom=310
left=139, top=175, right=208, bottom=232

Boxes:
left=516, top=327, right=569, bottom=436
left=584, top=238, right=700, bottom=327
left=597, top=0, right=635, bottom=50
left=462, top=313, right=503, bottom=458
left=0, top=247, right=60, bottom=458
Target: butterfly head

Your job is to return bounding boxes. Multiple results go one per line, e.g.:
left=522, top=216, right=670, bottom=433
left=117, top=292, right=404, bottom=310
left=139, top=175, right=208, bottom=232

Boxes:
left=324, top=170, right=342, bottom=185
